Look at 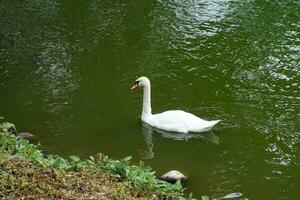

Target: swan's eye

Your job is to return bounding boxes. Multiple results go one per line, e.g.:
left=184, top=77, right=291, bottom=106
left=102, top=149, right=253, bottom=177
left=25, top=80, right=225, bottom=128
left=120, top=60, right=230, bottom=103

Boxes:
left=135, top=81, right=140, bottom=85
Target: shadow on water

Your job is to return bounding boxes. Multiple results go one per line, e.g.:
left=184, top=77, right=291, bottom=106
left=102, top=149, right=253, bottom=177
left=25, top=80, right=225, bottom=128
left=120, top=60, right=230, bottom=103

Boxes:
left=140, top=122, right=220, bottom=159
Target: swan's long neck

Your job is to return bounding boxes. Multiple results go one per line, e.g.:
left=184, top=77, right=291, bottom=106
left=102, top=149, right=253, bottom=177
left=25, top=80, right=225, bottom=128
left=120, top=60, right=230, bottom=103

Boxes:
left=142, top=83, right=152, bottom=119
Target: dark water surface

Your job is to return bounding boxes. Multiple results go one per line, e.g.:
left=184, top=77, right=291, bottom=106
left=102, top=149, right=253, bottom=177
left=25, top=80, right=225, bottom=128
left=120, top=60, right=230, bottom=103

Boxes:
left=0, top=0, right=299, bottom=199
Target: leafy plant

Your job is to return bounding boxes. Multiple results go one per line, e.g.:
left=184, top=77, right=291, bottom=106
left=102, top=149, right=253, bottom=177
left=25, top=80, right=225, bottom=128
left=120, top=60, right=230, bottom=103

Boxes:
left=201, top=195, right=209, bottom=200
left=103, top=157, right=184, bottom=198
left=0, top=122, right=16, bottom=134
left=0, top=122, right=187, bottom=199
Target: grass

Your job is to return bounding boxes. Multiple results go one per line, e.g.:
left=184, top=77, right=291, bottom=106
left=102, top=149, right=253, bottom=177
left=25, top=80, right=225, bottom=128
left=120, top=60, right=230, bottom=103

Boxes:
left=0, top=122, right=194, bottom=199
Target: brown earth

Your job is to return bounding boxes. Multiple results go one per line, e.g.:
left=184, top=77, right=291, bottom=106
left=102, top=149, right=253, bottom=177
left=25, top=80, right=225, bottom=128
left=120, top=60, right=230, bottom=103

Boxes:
left=0, top=151, right=158, bottom=200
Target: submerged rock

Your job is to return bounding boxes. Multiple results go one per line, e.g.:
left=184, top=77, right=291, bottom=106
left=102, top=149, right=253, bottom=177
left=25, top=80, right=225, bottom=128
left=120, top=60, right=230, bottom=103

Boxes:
left=160, top=170, right=187, bottom=183
left=17, top=132, right=35, bottom=141
left=221, top=192, right=243, bottom=199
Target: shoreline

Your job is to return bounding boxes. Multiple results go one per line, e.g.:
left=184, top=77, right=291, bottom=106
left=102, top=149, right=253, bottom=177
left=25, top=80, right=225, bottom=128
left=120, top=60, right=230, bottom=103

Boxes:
left=0, top=121, right=191, bottom=199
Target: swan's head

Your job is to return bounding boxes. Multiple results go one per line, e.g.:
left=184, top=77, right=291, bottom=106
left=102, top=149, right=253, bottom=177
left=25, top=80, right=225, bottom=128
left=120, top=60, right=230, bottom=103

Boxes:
left=130, top=76, right=150, bottom=90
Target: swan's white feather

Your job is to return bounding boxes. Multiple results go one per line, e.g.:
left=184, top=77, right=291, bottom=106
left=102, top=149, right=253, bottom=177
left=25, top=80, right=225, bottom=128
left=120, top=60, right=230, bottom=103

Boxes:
left=143, top=110, right=220, bottom=133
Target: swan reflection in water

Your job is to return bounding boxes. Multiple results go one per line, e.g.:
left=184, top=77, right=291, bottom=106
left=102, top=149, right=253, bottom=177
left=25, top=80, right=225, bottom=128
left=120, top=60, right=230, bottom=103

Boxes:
left=140, top=122, right=220, bottom=160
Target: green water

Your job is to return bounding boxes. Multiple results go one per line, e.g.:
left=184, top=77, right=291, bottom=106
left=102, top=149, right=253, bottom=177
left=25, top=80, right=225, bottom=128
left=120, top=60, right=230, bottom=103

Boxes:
left=0, top=0, right=299, bottom=199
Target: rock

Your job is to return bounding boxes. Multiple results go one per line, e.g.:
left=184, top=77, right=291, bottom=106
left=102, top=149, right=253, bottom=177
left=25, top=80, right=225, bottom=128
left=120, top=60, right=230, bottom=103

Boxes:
left=17, top=132, right=35, bottom=140
left=221, top=192, right=243, bottom=199
left=160, top=170, right=187, bottom=183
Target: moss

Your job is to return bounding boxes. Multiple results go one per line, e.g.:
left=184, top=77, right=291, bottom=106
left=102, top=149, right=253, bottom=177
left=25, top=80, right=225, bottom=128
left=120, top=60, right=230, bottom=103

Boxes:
left=0, top=122, right=191, bottom=200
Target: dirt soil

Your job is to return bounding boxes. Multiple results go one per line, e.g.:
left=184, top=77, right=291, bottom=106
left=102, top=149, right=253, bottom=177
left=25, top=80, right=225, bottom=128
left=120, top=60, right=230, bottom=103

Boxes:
left=0, top=152, right=156, bottom=200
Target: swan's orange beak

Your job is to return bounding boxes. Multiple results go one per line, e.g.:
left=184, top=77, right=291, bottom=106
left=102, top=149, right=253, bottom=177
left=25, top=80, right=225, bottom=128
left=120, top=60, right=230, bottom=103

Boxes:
left=130, top=83, right=138, bottom=90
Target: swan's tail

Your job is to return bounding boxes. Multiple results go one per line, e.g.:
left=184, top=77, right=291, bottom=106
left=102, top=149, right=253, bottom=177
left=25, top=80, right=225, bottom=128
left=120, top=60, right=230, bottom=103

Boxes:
left=209, top=120, right=221, bottom=127
left=197, top=120, right=220, bottom=133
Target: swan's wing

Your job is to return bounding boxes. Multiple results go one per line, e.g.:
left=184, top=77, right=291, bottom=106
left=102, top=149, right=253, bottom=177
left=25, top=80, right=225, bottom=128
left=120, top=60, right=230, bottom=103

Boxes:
left=152, top=110, right=204, bottom=124
left=150, top=110, right=219, bottom=133
left=147, top=110, right=186, bottom=132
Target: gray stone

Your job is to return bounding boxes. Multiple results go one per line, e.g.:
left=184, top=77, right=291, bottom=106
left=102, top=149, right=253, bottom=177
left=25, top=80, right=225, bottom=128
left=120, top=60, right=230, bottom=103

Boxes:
left=160, top=170, right=187, bottom=183
left=17, top=132, right=35, bottom=140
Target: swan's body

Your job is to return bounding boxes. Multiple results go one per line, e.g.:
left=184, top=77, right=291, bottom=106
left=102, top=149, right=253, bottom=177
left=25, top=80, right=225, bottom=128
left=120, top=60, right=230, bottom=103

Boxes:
left=131, top=76, right=220, bottom=133
left=143, top=110, right=220, bottom=133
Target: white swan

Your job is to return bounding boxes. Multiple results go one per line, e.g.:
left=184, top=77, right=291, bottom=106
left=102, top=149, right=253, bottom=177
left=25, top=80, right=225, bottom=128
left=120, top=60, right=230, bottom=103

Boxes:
left=131, top=76, right=220, bottom=133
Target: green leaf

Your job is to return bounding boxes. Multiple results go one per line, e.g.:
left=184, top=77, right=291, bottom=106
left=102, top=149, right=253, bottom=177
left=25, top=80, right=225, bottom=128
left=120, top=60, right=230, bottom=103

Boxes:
left=67, top=165, right=77, bottom=171
left=201, top=195, right=210, bottom=200
left=123, top=156, right=132, bottom=162
left=69, top=155, right=80, bottom=162
left=89, top=156, right=94, bottom=162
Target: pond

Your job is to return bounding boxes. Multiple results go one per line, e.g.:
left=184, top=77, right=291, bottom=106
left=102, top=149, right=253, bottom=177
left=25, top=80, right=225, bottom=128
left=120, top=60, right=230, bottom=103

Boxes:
left=0, top=0, right=299, bottom=199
